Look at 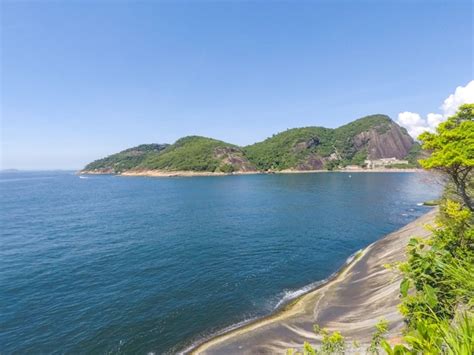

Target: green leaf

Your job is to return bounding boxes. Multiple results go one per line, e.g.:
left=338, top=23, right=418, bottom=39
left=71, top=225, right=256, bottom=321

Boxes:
left=400, top=278, right=410, bottom=297
left=423, top=284, right=438, bottom=308
left=408, top=238, right=419, bottom=247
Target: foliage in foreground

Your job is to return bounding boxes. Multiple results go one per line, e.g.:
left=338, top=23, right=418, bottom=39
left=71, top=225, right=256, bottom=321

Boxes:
left=382, top=200, right=473, bottom=354
left=288, top=105, right=474, bottom=354
left=288, top=204, right=473, bottom=354
left=418, top=103, right=474, bottom=211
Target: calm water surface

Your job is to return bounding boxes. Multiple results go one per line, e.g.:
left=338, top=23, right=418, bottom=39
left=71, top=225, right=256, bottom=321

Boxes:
left=0, top=171, right=440, bottom=353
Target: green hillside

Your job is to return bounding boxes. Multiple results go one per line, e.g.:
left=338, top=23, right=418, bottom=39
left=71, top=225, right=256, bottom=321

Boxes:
left=244, top=127, right=334, bottom=170
left=83, top=144, right=168, bottom=173
left=244, top=115, right=403, bottom=170
left=137, top=136, right=255, bottom=172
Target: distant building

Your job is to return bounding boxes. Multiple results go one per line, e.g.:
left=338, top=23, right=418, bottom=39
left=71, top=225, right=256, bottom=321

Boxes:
left=345, top=165, right=363, bottom=170
left=364, top=157, right=409, bottom=169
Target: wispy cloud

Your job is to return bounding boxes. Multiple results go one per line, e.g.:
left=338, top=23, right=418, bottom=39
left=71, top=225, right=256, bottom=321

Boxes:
left=397, top=80, right=474, bottom=139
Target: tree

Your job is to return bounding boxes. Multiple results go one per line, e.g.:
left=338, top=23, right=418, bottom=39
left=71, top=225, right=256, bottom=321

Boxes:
left=418, top=104, right=474, bottom=211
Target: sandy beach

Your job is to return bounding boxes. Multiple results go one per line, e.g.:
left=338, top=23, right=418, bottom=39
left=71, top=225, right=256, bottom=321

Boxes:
left=187, top=208, right=437, bottom=354
left=79, top=168, right=424, bottom=177
left=275, top=168, right=422, bottom=174
left=119, top=170, right=260, bottom=177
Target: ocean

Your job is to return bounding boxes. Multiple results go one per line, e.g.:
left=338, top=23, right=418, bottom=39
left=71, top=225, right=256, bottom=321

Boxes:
left=0, top=171, right=440, bottom=353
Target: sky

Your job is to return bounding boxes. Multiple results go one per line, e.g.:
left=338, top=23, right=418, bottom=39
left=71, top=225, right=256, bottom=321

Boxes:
left=1, top=0, right=473, bottom=170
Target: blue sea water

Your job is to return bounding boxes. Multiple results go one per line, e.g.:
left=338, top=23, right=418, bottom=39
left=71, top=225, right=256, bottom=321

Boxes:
left=0, top=171, right=440, bottom=354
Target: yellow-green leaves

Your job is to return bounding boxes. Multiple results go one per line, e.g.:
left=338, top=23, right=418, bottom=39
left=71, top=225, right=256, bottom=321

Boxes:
left=418, top=103, right=474, bottom=211
left=419, top=103, right=474, bottom=170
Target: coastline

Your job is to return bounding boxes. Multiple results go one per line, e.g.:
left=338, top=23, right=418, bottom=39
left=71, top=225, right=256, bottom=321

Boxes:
left=120, top=170, right=261, bottom=177
left=185, top=208, right=437, bottom=354
left=80, top=168, right=423, bottom=177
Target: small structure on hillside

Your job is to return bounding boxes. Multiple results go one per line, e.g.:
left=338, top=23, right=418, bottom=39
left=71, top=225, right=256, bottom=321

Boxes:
left=364, top=157, right=409, bottom=169
left=344, top=165, right=363, bottom=170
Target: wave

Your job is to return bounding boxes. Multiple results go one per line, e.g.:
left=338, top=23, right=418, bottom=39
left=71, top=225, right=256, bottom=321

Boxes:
left=274, top=250, right=360, bottom=309
left=180, top=249, right=362, bottom=354
left=179, top=315, right=261, bottom=355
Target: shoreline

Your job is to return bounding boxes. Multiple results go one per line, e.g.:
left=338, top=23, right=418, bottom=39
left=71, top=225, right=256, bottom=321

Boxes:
left=185, top=208, right=437, bottom=354
left=181, top=250, right=362, bottom=354
left=79, top=168, right=423, bottom=177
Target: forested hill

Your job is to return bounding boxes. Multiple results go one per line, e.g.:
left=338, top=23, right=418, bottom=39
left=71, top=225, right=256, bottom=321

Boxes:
left=82, top=144, right=169, bottom=174
left=244, top=114, right=416, bottom=170
left=81, top=114, right=419, bottom=174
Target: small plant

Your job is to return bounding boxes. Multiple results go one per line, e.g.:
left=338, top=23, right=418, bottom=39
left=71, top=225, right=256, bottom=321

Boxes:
left=312, top=324, right=321, bottom=334
left=368, top=319, right=389, bottom=354
left=305, top=324, right=345, bottom=354
left=303, top=341, right=317, bottom=355
left=321, top=330, right=345, bottom=353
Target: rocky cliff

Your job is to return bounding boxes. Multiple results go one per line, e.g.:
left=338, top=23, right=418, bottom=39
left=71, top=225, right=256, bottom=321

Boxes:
left=354, top=124, right=414, bottom=160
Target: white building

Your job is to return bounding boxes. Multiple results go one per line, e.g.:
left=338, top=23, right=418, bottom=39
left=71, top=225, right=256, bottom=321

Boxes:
left=364, top=157, right=409, bottom=169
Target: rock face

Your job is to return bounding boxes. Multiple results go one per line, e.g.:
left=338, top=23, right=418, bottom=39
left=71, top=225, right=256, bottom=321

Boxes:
left=82, top=167, right=116, bottom=174
left=296, top=154, right=325, bottom=170
left=354, top=125, right=414, bottom=160
left=213, top=147, right=257, bottom=172
left=293, top=137, right=320, bottom=152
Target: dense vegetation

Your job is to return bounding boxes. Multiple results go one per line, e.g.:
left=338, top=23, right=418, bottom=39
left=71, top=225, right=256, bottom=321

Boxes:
left=288, top=105, right=474, bottom=354
left=82, top=114, right=417, bottom=173
left=244, top=126, right=334, bottom=170
left=137, top=136, right=247, bottom=172
left=407, top=143, right=423, bottom=165
left=244, top=115, right=400, bottom=170
left=83, top=144, right=168, bottom=173
left=419, top=104, right=474, bottom=211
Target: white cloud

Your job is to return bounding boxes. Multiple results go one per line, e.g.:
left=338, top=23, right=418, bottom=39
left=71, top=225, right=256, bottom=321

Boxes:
left=397, top=80, right=474, bottom=139
left=426, top=113, right=443, bottom=128
left=442, top=82, right=474, bottom=117
left=398, top=112, right=432, bottom=138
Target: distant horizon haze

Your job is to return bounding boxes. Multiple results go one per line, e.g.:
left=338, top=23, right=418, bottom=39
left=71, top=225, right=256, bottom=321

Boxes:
left=1, top=0, right=472, bottom=170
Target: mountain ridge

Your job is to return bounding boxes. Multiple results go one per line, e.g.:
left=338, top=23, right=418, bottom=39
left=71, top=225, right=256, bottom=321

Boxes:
left=81, top=114, right=419, bottom=174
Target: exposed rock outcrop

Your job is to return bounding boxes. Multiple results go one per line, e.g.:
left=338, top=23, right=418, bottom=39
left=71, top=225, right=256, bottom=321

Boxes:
left=296, top=154, right=325, bottom=170
left=354, top=125, right=414, bottom=160
left=293, top=137, right=320, bottom=152
left=213, top=147, right=257, bottom=172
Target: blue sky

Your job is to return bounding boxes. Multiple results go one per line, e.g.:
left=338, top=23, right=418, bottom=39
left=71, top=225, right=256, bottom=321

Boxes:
left=1, top=0, right=472, bottom=169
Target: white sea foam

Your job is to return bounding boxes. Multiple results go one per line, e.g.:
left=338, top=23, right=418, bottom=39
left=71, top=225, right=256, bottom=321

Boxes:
left=274, top=279, right=326, bottom=308
left=180, top=249, right=362, bottom=354
left=179, top=315, right=260, bottom=354
left=274, top=249, right=360, bottom=309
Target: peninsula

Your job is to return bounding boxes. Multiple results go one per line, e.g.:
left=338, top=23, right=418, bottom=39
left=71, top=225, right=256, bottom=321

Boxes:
left=80, top=114, right=421, bottom=176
